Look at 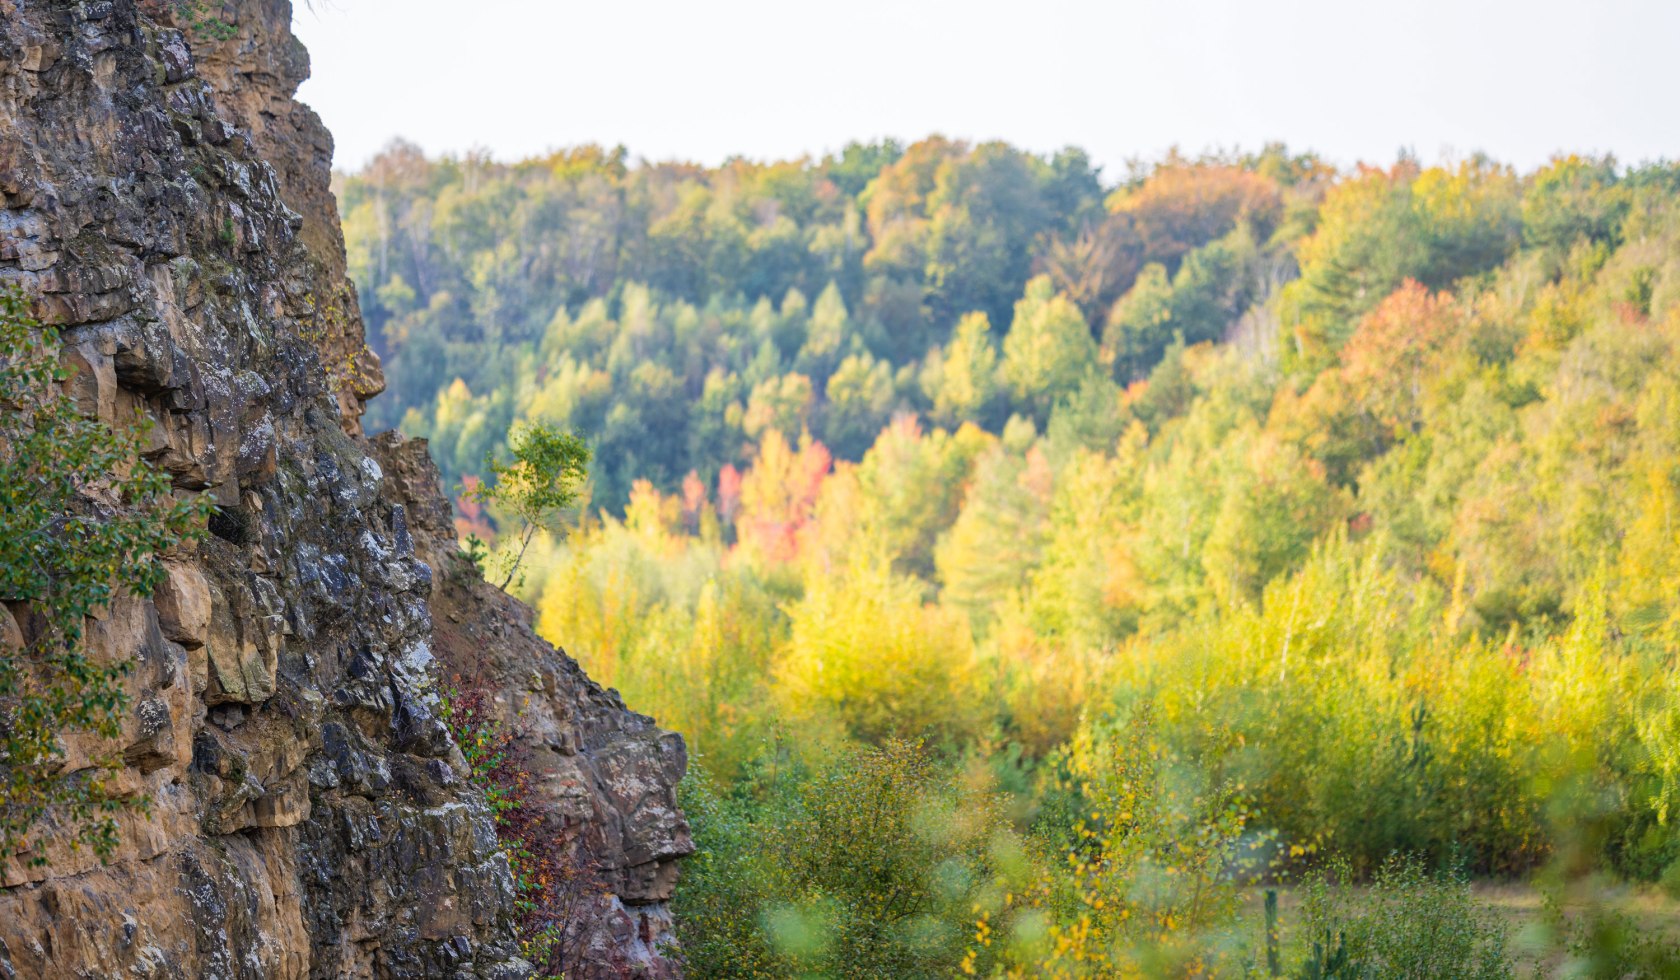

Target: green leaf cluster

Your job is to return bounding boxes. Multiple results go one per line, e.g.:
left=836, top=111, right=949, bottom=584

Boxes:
left=0, top=289, right=208, bottom=862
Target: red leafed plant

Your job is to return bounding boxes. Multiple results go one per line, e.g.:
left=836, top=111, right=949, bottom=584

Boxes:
left=440, top=673, right=602, bottom=976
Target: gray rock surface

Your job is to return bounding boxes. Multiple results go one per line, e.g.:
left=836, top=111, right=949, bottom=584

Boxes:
left=0, top=1, right=689, bottom=975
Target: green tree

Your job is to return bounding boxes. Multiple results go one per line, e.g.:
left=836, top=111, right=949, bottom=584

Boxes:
left=1202, top=431, right=1344, bottom=603
left=742, top=373, right=814, bottom=444
left=1029, top=445, right=1143, bottom=643
left=1282, top=158, right=1519, bottom=364
left=0, top=289, right=207, bottom=861
left=1102, top=229, right=1258, bottom=382
left=794, top=281, right=853, bottom=379
left=935, top=430, right=1053, bottom=627
left=467, top=421, right=591, bottom=590
left=821, top=353, right=895, bottom=460
left=821, top=139, right=905, bottom=198
left=1102, top=262, right=1174, bottom=381
left=677, top=742, right=1011, bottom=980
left=1521, top=154, right=1627, bottom=249
left=923, top=142, right=1055, bottom=328
left=999, top=276, right=1098, bottom=420
left=921, top=311, right=1000, bottom=428
left=848, top=418, right=988, bottom=581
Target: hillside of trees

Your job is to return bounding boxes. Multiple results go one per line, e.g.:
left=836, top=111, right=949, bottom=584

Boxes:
left=339, top=143, right=1680, bottom=974
left=342, top=139, right=1316, bottom=501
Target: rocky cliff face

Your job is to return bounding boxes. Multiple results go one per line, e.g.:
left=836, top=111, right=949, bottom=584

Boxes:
left=375, top=433, right=691, bottom=976
left=0, top=1, right=689, bottom=976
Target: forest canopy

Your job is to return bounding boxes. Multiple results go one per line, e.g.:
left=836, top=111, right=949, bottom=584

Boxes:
left=338, top=142, right=1680, bottom=973
left=342, top=139, right=1336, bottom=505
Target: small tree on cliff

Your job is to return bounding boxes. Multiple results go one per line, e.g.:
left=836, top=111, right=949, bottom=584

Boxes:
left=466, top=421, right=590, bottom=591
left=0, top=288, right=208, bottom=863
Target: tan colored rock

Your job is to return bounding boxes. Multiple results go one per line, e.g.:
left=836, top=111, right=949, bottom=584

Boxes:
left=0, top=1, right=683, bottom=975
left=61, top=341, right=117, bottom=424
left=0, top=773, right=197, bottom=890
left=0, top=603, right=21, bottom=654
left=206, top=633, right=276, bottom=706
left=250, top=780, right=310, bottom=828
left=153, top=559, right=211, bottom=647
left=201, top=581, right=277, bottom=706
left=0, top=820, right=310, bottom=977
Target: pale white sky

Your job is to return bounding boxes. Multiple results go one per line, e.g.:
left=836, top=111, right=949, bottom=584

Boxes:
left=291, top=0, right=1678, bottom=178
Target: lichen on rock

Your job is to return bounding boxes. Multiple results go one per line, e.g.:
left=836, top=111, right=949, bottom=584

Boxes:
left=0, top=1, right=689, bottom=976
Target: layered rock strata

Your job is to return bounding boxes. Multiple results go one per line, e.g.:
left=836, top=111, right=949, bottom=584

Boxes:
left=0, top=0, right=688, bottom=975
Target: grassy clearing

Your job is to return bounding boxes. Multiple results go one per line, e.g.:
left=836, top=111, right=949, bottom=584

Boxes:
left=1241, top=882, right=1680, bottom=976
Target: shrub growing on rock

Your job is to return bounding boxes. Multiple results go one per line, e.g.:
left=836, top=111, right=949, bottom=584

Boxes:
left=0, top=288, right=208, bottom=862
left=465, top=421, right=589, bottom=591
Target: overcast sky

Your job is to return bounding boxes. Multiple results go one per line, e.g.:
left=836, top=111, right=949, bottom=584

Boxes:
left=290, top=0, right=1679, bottom=178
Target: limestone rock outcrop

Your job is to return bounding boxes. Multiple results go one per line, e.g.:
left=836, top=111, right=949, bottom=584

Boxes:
left=374, top=433, right=692, bottom=975
left=0, top=0, right=689, bottom=975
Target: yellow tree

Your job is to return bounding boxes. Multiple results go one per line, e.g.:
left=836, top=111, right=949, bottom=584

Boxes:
left=774, top=560, right=978, bottom=746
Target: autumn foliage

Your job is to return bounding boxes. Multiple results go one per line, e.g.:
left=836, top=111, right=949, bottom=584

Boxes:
left=342, top=146, right=1680, bottom=972
left=441, top=678, right=601, bottom=974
